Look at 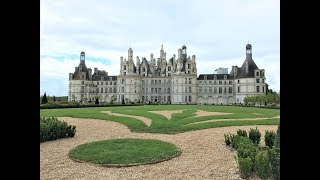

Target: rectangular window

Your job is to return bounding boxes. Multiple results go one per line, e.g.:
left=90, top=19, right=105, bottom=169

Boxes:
left=105, top=88, right=107, bottom=92
left=229, top=80, right=232, bottom=85
left=97, top=88, right=99, bottom=93
left=238, top=86, right=240, bottom=93
left=81, top=86, right=84, bottom=89
left=110, top=82, right=112, bottom=85
left=121, top=79, right=124, bottom=84
left=257, top=86, right=260, bottom=92
left=155, top=80, right=158, bottom=85
left=142, top=96, right=145, bottom=101
left=114, top=88, right=116, bottom=93
left=229, top=87, right=232, bottom=93
left=224, top=81, right=226, bottom=85
left=82, top=81, right=84, bottom=85
left=159, top=88, right=161, bottom=93
left=101, top=88, right=103, bottom=93
left=204, top=88, right=207, bottom=93
left=155, top=88, right=158, bottom=93
left=188, top=64, right=191, bottom=69
left=114, top=82, right=116, bottom=85
left=189, top=78, right=192, bottom=84
left=168, top=66, right=171, bottom=71
left=256, top=71, right=259, bottom=76
left=168, top=88, right=170, bottom=93
left=224, top=87, right=227, bottom=93
left=142, top=88, right=145, bottom=93
left=185, top=78, right=187, bottom=84
left=151, top=88, right=154, bottom=93
left=189, top=86, right=192, bottom=93
left=219, top=87, right=222, bottom=93
left=219, top=81, right=222, bottom=85
left=101, top=82, right=103, bottom=85
left=238, top=80, right=240, bottom=83
left=256, top=79, right=260, bottom=83
left=124, top=72, right=126, bottom=75
left=142, top=67, right=146, bottom=72
left=168, top=73, right=171, bottom=76
left=214, top=81, right=216, bottom=85
left=159, top=80, right=161, bottom=85
left=81, top=75, right=84, bottom=79
left=97, top=82, right=99, bottom=85
left=185, top=96, right=188, bottom=102
left=209, top=87, right=212, bottom=93
left=189, top=96, right=192, bottom=102
left=214, top=87, right=217, bottom=93
left=185, top=87, right=187, bottom=93
left=109, top=88, right=112, bottom=93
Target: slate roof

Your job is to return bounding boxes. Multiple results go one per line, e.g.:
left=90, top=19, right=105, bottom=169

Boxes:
left=197, top=74, right=234, bottom=80
left=236, top=55, right=259, bottom=78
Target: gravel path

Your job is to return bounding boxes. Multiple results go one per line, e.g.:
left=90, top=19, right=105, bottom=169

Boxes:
left=148, top=110, right=183, bottom=120
left=40, top=117, right=277, bottom=180
left=193, top=110, right=233, bottom=117
left=101, top=111, right=152, bottom=126
left=186, top=116, right=280, bottom=126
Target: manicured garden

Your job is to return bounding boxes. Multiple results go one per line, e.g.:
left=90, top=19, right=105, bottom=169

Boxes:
left=40, top=117, right=76, bottom=143
left=69, top=138, right=181, bottom=166
left=40, top=105, right=279, bottom=134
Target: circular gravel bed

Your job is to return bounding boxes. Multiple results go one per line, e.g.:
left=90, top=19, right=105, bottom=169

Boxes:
left=69, top=138, right=181, bottom=167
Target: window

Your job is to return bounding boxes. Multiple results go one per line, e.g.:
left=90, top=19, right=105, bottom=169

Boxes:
left=224, top=87, right=227, bottom=93
left=142, top=80, right=145, bottom=85
left=101, top=82, right=103, bottom=85
left=224, top=81, right=226, bottom=85
left=185, top=96, right=188, bottom=102
left=262, top=72, right=264, bottom=77
left=81, top=75, right=84, bottom=79
left=214, top=75, right=217, bottom=79
left=159, top=88, right=161, bottom=93
left=155, top=80, right=157, bottom=85
left=142, top=67, right=146, bottom=72
left=189, top=78, right=192, bottom=84
left=114, top=88, right=116, bottom=93
left=105, top=88, right=107, bottom=92
left=151, top=88, right=154, bottom=93
left=229, top=80, right=232, bottom=85
left=185, top=87, right=188, bottom=93
left=256, top=86, right=260, bottom=92
left=168, top=73, right=171, bottom=76
left=214, top=87, right=217, bottom=93
left=209, top=87, right=212, bottom=93
left=256, top=79, right=260, bottom=83
left=142, top=96, right=145, bottom=101
left=229, top=87, right=232, bottom=93
left=97, top=88, right=99, bottom=93
left=155, top=88, right=158, bottom=93
left=168, top=88, right=170, bottom=93
left=188, top=64, right=191, bottom=69
left=214, top=80, right=217, bottom=85
left=256, top=71, right=259, bottom=76
left=121, top=79, right=124, bottom=84
left=81, top=86, right=84, bottom=89
left=204, top=76, right=207, bottom=80
left=151, top=80, right=154, bottom=85
left=168, top=66, right=171, bottom=71
left=189, top=86, right=192, bottom=93
left=199, top=87, right=202, bottom=93
left=219, top=87, right=222, bottom=93
left=204, top=88, right=207, bottom=93
left=97, top=82, right=99, bottom=85
left=109, top=88, right=112, bottom=93
left=82, top=81, right=84, bottom=85
left=188, top=71, right=190, bottom=74
left=114, top=82, right=117, bottom=85
left=124, top=72, right=126, bottom=75
left=219, top=81, right=222, bottom=85
left=185, top=78, right=187, bottom=83
left=238, top=80, right=240, bottom=83
left=224, top=75, right=227, bottom=79
left=106, top=82, right=108, bottom=85
left=124, top=65, right=126, bottom=70
left=159, top=80, right=161, bottom=85
left=110, top=82, right=112, bottom=85
left=189, top=96, right=192, bottom=102
left=262, top=79, right=265, bottom=83
left=238, top=86, right=240, bottom=93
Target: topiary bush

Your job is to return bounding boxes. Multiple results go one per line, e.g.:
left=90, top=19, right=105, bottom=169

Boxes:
left=268, top=124, right=280, bottom=180
left=255, top=151, right=271, bottom=179
left=249, top=127, right=261, bottom=145
left=230, top=134, right=242, bottom=149
left=40, top=117, right=76, bottom=143
left=237, top=129, right=247, bottom=137
left=264, top=130, right=276, bottom=148
left=237, top=137, right=258, bottom=163
left=238, top=157, right=253, bottom=179
left=224, top=133, right=232, bottom=146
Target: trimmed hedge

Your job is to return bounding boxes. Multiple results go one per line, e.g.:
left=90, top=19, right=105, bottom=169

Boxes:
left=264, top=130, right=276, bottom=148
left=237, top=129, right=247, bottom=137
left=238, top=157, right=253, bottom=179
left=255, top=151, right=271, bottom=179
left=224, top=133, right=232, bottom=146
left=249, top=127, right=261, bottom=145
left=40, top=117, right=76, bottom=143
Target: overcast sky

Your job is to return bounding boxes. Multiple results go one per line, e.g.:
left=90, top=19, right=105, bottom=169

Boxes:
left=40, top=0, right=279, bottom=96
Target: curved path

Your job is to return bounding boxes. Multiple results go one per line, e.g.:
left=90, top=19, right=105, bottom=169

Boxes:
left=40, top=117, right=277, bottom=180
left=101, top=111, right=152, bottom=127
left=148, top=110, right=183, bottom=120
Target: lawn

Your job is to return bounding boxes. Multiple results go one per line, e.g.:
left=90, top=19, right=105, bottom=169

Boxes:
left=69, top=138, right=181, bottom=166
left=40, top=105, right=280, bottom=134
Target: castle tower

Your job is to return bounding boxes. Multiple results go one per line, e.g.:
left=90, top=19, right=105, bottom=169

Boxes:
left=80, top=51, right=85, bottom=64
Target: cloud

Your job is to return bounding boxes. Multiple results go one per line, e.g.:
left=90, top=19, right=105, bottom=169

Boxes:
left=41, top=0, right=279, bottom=95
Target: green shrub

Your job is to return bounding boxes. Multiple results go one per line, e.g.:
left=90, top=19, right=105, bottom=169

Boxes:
left=264, top=130, right=276, bottom=148
left=40, top=117, right=76, bottom=143
left=224, top=133, right=232, bottom=146
left=237, top=129, right=247, bottom=137
left=255, top=151, right=271, bottom=179
left=249, top=127, right=261, bottom=145
left=238, top=157, right=253, bottom=179
left=274, top=125, right=280, bottom=149
left=230, top=135, right=242, bottom=149
left=237, top=137, right=258, bottom=162
left=268, top=148, right=280, bottom=180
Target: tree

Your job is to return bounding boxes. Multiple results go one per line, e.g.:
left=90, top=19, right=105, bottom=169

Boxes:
left=53, top=96, right=56, bottom=102
left=41, top=92, right=48, bottom=104
left=95, top=97, right=99, bottom=104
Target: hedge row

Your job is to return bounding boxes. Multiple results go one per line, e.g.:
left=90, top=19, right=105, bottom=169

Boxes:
left=224, top=126, right=280, bottom=179
left=40, top=102, right=145, bottom=109
left=40, top=117, right=76, bottom=143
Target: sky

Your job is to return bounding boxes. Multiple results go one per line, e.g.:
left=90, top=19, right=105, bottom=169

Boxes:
left=40, top=0, right=280, bottom=96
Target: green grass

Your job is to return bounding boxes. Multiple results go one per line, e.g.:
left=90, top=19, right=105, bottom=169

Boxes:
left=69, top=138, right=181, bottom=166
left=40, top=105, right=280, bottom=134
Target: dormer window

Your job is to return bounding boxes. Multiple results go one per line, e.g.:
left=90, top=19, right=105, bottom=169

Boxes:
left=256, top=71, right=260, bottom=76
left=224, top=75, right=227, bottom=79
left=109, top=77, right=112, bottom=81
left=124, top=65, right=127, bottom=70
left=204, top=76, right=207, bottom=80
left=101, top=77, right=104, bottom=80
left=214, top=75, right=217, bottom=79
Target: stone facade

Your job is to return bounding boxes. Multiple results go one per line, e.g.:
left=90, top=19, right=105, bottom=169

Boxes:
left=68, top=44, right=266, bottom=104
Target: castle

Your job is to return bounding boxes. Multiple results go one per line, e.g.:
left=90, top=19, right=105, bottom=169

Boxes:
left=68, top=44, right=266, bottom=104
